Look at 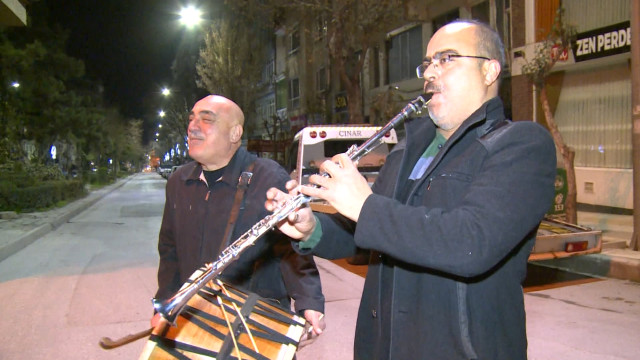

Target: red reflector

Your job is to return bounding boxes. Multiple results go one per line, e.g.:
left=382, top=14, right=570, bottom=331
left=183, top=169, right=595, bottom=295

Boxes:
left=565, top=241, right=589, bottom=253
left=384, top=131, right=390, bottom=137
left=310, top=131, right=317, bottom=138
left=320, top=131, right=327, bottom=138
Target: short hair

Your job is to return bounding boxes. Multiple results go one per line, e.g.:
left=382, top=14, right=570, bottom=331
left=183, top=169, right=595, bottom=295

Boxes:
left=449, top=19, right=506, bottom=73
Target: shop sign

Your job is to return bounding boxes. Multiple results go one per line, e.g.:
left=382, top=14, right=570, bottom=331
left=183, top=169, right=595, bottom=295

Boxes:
left=573, top=21, right=631, bottom=62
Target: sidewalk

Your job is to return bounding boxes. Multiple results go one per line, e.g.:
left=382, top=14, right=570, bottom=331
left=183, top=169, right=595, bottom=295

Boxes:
left=0, top=175, right=638, bottom=284
left=0, top=176, right=132, bottom=263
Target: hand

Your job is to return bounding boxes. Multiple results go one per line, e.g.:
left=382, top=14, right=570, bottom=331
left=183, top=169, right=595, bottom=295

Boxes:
left=265, top=180, right=316, bottom=241
left=301, top=154, right=372, bottom=222
left=150, top=312, right=169, bottom=331
left=301, top=310, right=325, bottom=341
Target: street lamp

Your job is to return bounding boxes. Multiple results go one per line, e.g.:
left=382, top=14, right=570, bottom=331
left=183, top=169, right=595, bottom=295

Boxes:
left=159, top=110, right=166, bottom=117
left=11, top=81, right=20, bottom=88
left=179, top=5, right=203, bottom=28
left=161, top=87, right=171, bottom=96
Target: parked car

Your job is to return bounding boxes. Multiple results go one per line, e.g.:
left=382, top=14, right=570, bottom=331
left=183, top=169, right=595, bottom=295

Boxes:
left=157, top=164, right=173, bottom=179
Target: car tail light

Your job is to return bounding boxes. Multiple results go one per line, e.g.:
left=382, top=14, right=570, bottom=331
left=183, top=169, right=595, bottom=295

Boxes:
left=565, top=241, right=589, bottom=253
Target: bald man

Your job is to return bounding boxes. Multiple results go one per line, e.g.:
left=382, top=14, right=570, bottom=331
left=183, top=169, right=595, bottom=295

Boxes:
left=153, top=95, right=325, bottom=337
left=266, top=20, right=556, bottom=359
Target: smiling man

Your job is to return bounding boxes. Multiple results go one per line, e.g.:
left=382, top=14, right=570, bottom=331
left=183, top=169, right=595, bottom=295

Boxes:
left=152, top=95, right=325, bottom=340
left=266, top=20, right=557, bottom=359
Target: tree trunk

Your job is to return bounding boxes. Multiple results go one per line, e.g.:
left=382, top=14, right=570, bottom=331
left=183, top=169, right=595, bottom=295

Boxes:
left=346, top=82, right=364, bottom=124
left=539, top=86, right=577, bottom=224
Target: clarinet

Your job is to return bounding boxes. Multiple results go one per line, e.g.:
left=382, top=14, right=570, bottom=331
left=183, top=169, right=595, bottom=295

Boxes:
left=152, top=94, right=430, bottom=324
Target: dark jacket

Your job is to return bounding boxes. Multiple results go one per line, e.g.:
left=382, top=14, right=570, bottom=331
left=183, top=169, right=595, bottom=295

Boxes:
left=156, top=147, right=324, bottom=314
left=302, top=97, right=556, bottom=359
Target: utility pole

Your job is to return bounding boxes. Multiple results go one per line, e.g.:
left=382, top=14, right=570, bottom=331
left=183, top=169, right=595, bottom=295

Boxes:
left=631, top=0, right=639, bottom=250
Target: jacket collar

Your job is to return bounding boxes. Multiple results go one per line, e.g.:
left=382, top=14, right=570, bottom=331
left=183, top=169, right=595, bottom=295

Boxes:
left=183, top=147, right=256, bottom=188
left=406, top=96, right=504, bottom=150
left=397, top=97, right=505, bottom=198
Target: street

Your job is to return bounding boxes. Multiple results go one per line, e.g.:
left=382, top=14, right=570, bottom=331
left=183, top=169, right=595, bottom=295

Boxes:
left=0, top=172, right=638, bottom=359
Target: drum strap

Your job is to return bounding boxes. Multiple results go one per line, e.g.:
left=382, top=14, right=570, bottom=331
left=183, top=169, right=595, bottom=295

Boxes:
left=219, top=161, right=255, bottom=256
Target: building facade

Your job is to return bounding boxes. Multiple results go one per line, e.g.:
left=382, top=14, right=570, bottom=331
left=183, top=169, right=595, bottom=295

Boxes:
left=259, top=0, right=632, bottom=211
left=510, top=0, right=632, bottom=211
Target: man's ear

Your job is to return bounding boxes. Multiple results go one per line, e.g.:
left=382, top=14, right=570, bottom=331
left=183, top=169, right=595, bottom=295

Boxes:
left=483, top=59, right=501, bottom=86
left=230, top=124, right=243, bottom=143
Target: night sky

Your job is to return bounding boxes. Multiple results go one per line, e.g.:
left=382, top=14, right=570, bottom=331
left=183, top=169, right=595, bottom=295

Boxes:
left=45, top=0, right=191, bottom=120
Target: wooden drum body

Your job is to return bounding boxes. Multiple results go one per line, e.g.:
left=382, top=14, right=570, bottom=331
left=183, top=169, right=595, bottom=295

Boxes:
left=140, top=271, right=306, bottom=360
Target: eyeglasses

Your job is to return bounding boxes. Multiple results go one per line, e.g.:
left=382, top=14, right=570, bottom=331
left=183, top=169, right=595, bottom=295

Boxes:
left=416, top=53, right=491, bottom=78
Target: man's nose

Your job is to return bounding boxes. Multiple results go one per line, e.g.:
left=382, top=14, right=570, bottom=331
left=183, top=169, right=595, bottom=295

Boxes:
left=188, top=117, right=200, bottom=130
left=424, top=63, right=439, bottom=81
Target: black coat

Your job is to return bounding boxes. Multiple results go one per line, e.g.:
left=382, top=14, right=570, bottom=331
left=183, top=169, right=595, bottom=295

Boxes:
left=156, top=148, right=324, bottom=314
left=305, top=98, right=556, bottom=359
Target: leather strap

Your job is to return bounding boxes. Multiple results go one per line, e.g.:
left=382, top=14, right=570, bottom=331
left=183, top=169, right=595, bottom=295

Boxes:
left=219, top=161, right=255, bottom=256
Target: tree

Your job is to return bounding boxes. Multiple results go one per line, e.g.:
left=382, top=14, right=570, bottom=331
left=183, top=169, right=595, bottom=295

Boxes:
left=273, top=0, right=410, bottom=124
left=195, top=18, right=266, bottom=127
left=156, top=97, right=190, bottom=165
left=521, top=8, right=578, bottom=224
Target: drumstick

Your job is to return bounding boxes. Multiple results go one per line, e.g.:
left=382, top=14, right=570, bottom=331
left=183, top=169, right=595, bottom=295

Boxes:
left=99, top=327, right=153, bottom=349
left=216, top=294, right=242, bottom=359
left=217, top=280, right=260, bottom=353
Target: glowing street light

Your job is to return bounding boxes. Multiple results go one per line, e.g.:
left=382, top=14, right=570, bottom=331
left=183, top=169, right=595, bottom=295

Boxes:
left=11, top=82, right=20, bottom=88
left=179, top=6, right=203, bottom=28
left=161, top=87, right=171, bottom=96
left=159, top=110, right=166, bottom=117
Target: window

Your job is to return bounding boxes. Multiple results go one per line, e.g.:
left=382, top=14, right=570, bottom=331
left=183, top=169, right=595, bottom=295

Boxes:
left=315, top=14, right=327, bottom=40
left=553, top=64, right=631, bottom=169
left=289, top=78, right=300, bottom=109
left=372, top=46, right=381, bottom=88
left=471, top=1, right=490, bottom=25
left=387, top=25, right=423, bottom=83
left=316, top=67, right=327, bottom=92
left=289, top=26, right=300, bottom=54
left=262, top=59, right=275, bottom=85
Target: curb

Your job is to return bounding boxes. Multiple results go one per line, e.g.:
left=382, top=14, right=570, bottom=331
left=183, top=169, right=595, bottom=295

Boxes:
left=0, top=224, right=53, bottom=263
left=532, top=252, right=640, bottom=283
left=0, top=175, right=134, bottom=263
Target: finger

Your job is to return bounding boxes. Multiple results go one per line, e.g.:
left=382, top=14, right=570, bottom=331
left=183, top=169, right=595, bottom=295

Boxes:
left=319, top=159, right=341, bottom=176
left=287, top=211, right=299, bottom=223
left=285, top=179, right=299, bottom=191
left=334, top=153, right=356, bottom=170
left=300, top=182, right=325, bottom=199
left=308, top=174, right=329, bottom=188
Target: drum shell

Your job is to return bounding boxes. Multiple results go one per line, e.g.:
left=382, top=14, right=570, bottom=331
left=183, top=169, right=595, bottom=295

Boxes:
left=139, top=277, right=306, bottom=360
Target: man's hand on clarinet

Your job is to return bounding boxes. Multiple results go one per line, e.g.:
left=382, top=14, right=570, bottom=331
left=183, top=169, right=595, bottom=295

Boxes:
left=265, top=180, right=316, bottom=241
left=306, top=154, right=371, bottom=222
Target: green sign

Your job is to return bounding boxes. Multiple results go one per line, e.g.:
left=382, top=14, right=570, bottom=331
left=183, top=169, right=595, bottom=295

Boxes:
left=548, top=168, right=567, bottom=216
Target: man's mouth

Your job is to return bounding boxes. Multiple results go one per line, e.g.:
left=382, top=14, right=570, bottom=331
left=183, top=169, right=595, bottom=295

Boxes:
left=425, top=82, right=441, bottom=94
